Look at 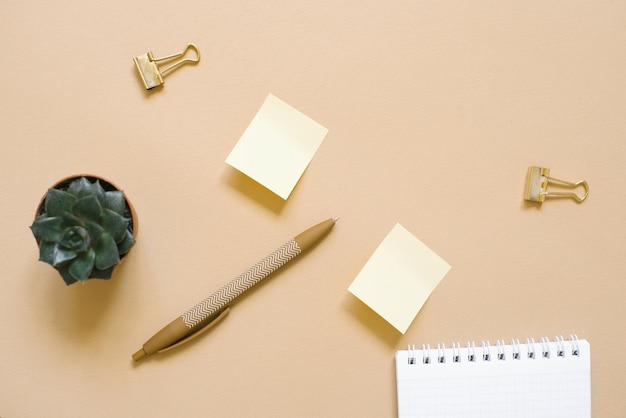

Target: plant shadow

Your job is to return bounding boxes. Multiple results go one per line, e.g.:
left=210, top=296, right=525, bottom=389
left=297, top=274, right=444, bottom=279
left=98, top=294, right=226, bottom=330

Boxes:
left=37, top=264, right=126, bottom=341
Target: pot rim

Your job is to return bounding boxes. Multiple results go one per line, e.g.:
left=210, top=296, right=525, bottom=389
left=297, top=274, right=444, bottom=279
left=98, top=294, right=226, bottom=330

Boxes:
left=35, top=174, right=138, bottom=238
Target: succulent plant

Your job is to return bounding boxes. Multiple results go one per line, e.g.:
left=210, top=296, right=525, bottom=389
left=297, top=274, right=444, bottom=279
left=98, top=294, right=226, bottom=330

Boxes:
left=30, top=176, right=136, bottom=285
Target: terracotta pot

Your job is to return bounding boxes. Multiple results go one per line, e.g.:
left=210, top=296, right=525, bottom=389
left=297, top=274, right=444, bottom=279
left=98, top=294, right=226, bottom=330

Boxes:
left=33, top=174, right=138, bottom=283
left=36, top=174, right=138, bottom=238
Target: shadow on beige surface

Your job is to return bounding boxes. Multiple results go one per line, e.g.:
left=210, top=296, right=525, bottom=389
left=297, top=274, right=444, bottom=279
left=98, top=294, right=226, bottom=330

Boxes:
left=224, top=168, right=288, bottom=214
left=342, top=295, right=404, bottom=349
left=31, top=261, right=129, bottom=341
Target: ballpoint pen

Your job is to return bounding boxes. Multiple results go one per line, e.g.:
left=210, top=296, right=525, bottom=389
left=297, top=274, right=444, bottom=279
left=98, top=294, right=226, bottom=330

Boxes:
left=132, top=217, right=337, bottom=361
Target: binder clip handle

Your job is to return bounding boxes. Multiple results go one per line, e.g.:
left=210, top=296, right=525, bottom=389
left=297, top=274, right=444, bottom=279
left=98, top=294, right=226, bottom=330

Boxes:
left=134, top=44, right=200, bottom=90
left=524, top=166, right=589, bottom=203
left=154, top=44, right=201, bottom=77
left=543, top=176, right=589, bottom=202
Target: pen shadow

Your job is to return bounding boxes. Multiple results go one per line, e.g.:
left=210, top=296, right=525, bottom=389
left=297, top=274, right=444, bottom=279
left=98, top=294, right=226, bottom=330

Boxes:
left=223, top=168, right=288, bottom=215
left=130, top=320, right=222, bottom=367
left=132, top=262, right=302, bottom=366
left=342, top=295, right=403, bottom=349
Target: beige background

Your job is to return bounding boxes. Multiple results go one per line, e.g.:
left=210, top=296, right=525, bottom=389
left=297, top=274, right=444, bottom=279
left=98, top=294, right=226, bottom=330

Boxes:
left=1, top=1, right=625, bottom=417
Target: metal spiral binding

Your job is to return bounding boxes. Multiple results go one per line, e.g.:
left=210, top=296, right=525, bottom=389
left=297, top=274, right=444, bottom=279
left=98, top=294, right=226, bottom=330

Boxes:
left=407, top=345, right=416, bottom=365
left=526, top=338, right=536, bottom=359
left=437, top=343, right=446, bottom=364
left=452, top=342, right=461, bottom=363
left=422, top=344, right=431, bottom=364
left=482, top=341, right=491, bottom=361
left=541, top=337, right=551, bottom=358
left=511, top=339, right=521, bottom=360
left=497, top=340, right=506, bottom=361
left=570, top=334, right=580, bottom=356
left=555, top=335, right=565, bottom=357
left=405, top=335, right=581, bottom=365
left=467, top=341, right=476, bottom=362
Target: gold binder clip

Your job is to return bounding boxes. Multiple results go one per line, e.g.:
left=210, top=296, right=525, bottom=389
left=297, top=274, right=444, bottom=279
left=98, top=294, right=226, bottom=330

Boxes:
left=133, top=44, right=200, bottom=90
left=524, top=166, right=589, bottom=203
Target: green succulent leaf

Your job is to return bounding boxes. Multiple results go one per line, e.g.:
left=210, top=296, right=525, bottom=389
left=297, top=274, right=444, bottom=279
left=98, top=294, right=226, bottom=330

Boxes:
left=69, top=249, right=96, bottom=283
left=30, top=216, right=64, bottom=242
left=57, top=265, right=79, bottom=285
left=60, top=211, right=82, bottom=227
left=105, top=191, right=126, bottom=215
left=117, top=230, right=135, bottom=256
left=101, top=209, right=129, bottom=243
left=58, top=226, right=90, bottom=253
left=44, top=189, right=77, bottom=217
left=94, top=232, right=120, bottom=270
left=52, top=244, right=78, bottom=266
left=84, top=220, right=104, bottom=247
left=90, top=266, right=114, bottom=279
left=92, top=181, right=108, bottom=208
left=67, top=177, right=91, bottom=195
left=38, top=240, right=56, bottom=265
left=72, top=195, right=103, bottom=222
left=68, top=177, right=101, bottom=197
left=34, top=177, right=135, bottom=285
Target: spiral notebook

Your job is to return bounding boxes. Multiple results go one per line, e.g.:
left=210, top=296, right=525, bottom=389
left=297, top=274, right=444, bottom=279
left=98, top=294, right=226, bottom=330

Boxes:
left=395, top=335, right=590, bottom=418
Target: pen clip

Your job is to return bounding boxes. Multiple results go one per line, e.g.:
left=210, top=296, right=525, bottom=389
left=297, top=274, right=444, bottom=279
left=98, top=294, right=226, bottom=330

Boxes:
left=156, top=306, right=230, bottom=354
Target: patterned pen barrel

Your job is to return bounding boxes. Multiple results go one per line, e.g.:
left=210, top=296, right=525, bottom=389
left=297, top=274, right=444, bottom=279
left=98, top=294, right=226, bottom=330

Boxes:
left=132, top=218, right=337, bottom=361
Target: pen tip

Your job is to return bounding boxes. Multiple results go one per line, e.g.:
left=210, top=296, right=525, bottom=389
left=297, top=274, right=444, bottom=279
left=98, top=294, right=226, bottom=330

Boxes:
left=333, top=217, right=340, bottom=223
left=132, top=348, right=146, bottom=362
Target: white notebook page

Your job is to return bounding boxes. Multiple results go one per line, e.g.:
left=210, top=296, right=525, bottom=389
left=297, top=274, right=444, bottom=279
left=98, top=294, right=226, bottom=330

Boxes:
left=395, top=337, right=590, bottom=418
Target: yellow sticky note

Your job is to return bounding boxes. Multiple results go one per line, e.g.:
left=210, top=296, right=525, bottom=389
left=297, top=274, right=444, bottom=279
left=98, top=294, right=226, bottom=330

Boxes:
left=348, top=223, right=451, bottom=334
left=225, top=94, right=329, bottom=199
